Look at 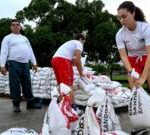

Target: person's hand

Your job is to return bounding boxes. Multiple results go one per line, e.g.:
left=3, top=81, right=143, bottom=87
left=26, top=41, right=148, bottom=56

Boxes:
left=130, top=68, right=140, bottom=79
left=0, top=67, right=7, bottom=76
left=134, top=77, right=146, bottom=88
left=80, top=72, right=85, bottom=77
left=32, top=64, right=38, bottom=73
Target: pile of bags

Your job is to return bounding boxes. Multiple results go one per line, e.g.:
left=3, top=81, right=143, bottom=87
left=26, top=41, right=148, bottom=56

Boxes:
left=40, top=83, right=130, bottom=135
left=75, top=93, right=129, bottom=135
left=0, top=67, right=57, bottom=98
left=2, top=84, right=150, bottom=134
left=30, top=67, right=52, bottom=98
left=75, top=75, right=132, bottom=108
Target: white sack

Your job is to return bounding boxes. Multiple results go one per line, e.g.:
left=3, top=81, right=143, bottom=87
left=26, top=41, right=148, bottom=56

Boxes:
left=96, top=94, right=121, bottom=132
left=1, top=128, right=38, bottom=135
left=78, top=77, right=95, bottom=92
left=129, top=87, right=150, bottom=129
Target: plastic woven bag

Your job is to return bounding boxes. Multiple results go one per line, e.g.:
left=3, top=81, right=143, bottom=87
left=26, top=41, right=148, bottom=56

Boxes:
left=129, top=87, right=150, bottom=129
left=96, top=94, right=121, bottom=132
left=1, top=128, right=38, bottom=135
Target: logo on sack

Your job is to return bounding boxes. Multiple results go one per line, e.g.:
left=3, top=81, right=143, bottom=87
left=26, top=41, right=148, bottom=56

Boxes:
left=97, top=99, right=109, bottom=132
left=129, top=91, right=137, bottom=115
left=97, top=105, right=103, bottom=131
left=103, top=100, right=109, bottom=132
left=129, top=90, right=143, bottom=116
left=138, top=96, right=143, bottom=114
left=8, top=128, right=36, bottom=134
left=75, top=115, right=84, bottom=135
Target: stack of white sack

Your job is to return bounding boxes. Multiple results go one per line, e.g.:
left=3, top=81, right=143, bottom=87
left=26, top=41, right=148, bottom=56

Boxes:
left=73, top=66, right=95, bottom=82
left=78, top=76, right=96, bottom=92
left=49, top=68, right=57, bottom=93
left=0, top=67, right=52, bottom=98
left=92, top=75, right=131, bottom=108
left=97, top=80, right=122, bottom=90
left=74, top=89, right=90, bottom=106
left=91, top=75, right=112, bottom=84
left=90, top=75, right=122, bottom=90
left=75, top=94, right=122, bottom=135
left=39, top=67, right=51, bottom=98
left=97, top=81, right=131, bottom=108
left=30, top=70, right=41, bottom=97
left=41, top=83, right=78, bottom=135
left=30, top=67, right=51, bottom=99
left=109, top=87, right=132, bottom=108
left=0, top=73, right=8, bottom=94
left=0, top=128, right=38, bottom=135
left=74, top=75, right=106, bottom=106
left=77, top=75, right=120, bottom=93
left=74, top=87, right=106, bottom=107
left=75, top=75, right=132, bottom=108
left=88, top=75, right=132, bottom=108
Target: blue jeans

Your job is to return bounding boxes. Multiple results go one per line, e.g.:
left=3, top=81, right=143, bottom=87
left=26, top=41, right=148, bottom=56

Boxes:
left=8, top=60, right=34, bottom=102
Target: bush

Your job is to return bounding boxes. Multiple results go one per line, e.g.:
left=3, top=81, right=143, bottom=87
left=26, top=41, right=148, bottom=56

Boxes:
left=110, top=63, right=123, bottom=71
left=86, top=63, right=107, bottom=74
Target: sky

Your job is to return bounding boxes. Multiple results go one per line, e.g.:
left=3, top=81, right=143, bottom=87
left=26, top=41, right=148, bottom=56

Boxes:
left=0, top=0, right=150, bottom=24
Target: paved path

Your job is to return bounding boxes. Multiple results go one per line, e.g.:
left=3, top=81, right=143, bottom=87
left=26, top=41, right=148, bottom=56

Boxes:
left=0, top=98, right=46, bottom=133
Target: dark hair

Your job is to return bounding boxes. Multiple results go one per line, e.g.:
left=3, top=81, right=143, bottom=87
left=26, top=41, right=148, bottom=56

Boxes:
left=10, top=19, right=20, bottom=25
left=74, top=33, right=85, bottom=40
left=117, top=1, right=146, bottom=22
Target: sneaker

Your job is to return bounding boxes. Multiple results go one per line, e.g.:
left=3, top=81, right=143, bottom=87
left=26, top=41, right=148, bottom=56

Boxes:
left=13, top=106, right=21, bottom=113
left=27, top=99, right=42, bottom=109
left=13, top=101, right=21, bottom=113
left=131, top=129, right=149, bottom=135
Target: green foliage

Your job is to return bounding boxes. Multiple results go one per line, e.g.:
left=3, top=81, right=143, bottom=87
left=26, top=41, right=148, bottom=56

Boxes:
left=0, top=0, right=121, bottom=67
left=0, top=18, right=11, bottom=44
left=112, top=74, right=127, bottom=80
left=86, top=63, right=107, bottom=74
left=110, top=63, right=123, bottom=71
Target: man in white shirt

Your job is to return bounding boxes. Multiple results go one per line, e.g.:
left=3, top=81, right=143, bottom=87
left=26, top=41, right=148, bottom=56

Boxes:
left=0, top=19, right=41, bottom=113
left=51, top=33, right=85, bottom=103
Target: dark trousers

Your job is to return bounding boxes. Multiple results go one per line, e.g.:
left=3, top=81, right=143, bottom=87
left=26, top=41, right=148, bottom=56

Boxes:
left=8, top=60, right=34, bottom=102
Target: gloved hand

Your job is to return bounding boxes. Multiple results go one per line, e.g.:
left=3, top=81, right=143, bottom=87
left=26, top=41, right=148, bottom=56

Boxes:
left=130, top=68, right=140, bottom=79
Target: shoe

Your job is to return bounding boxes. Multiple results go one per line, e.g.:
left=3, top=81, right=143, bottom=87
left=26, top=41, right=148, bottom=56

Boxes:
left=13, top=105, right=21, bottom=113
left=131, top=129, right=149, bottom=135
left=13, top=101, right=21, bottom=113
left=27, top=99, right=42, bottom=109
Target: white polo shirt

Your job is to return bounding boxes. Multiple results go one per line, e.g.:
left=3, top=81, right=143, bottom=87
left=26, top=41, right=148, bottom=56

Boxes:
left=116, top=21, right=150, bottom=56
left=53, top=40, right=83, bottom=60
left=0, top=33, right=37, bottom=67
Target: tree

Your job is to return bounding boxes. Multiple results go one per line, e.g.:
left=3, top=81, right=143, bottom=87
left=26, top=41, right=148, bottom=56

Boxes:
left=0, top=18, right=11, bottom=44
left=12, top=0, right=121, bottom=68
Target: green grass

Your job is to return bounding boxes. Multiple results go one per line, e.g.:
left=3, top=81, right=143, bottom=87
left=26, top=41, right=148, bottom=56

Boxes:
left=112, top=74, right=127, bottom=80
